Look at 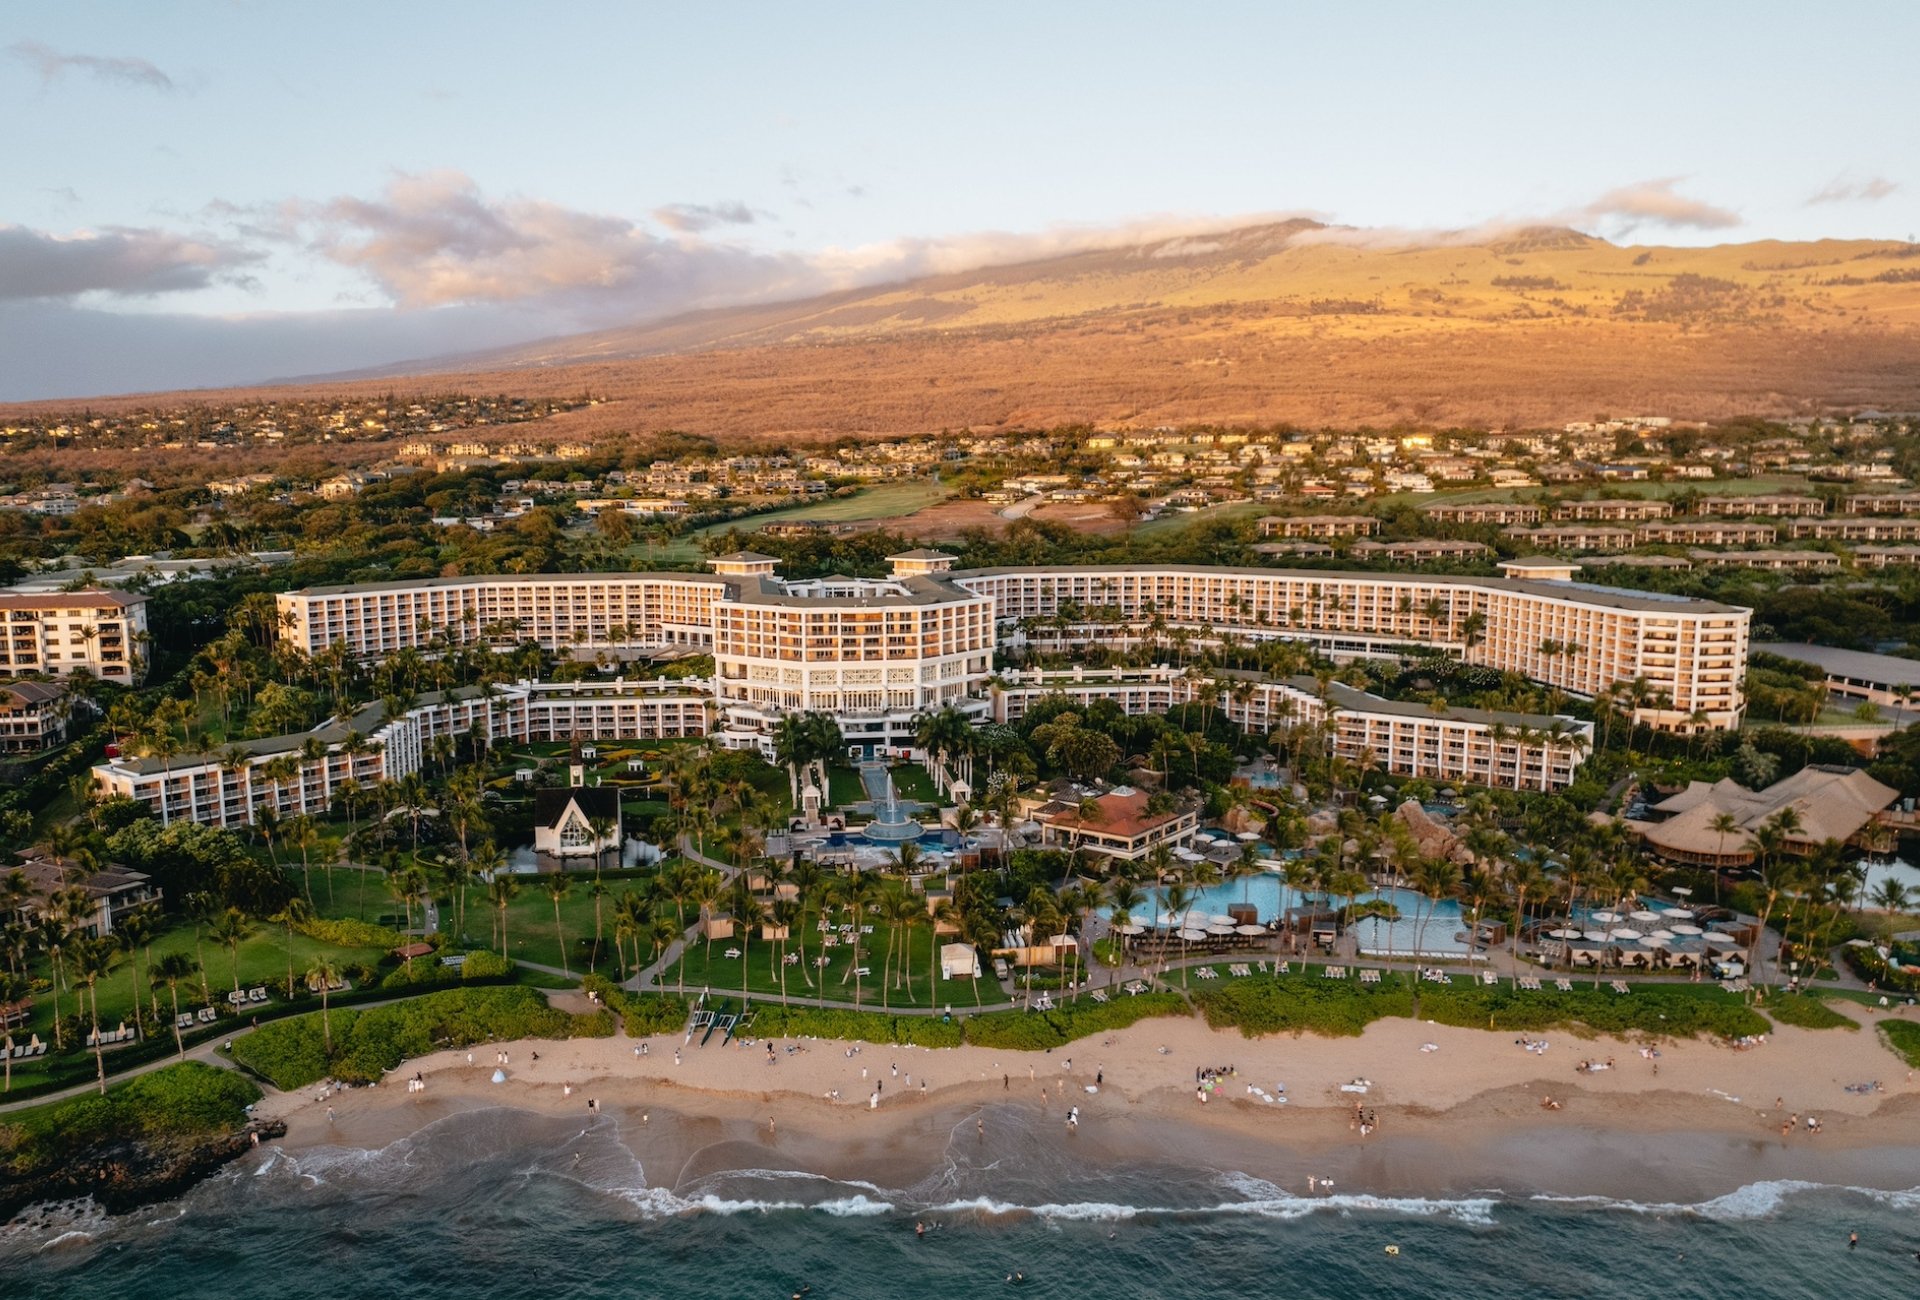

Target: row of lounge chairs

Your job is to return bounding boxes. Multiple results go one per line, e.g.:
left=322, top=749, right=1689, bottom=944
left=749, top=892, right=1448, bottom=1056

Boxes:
left=85, top=1023, right=139, bottom=1047
left=225, top=986, right=272, bottom=1006
left=5, top=1035, right=48, bottom=1058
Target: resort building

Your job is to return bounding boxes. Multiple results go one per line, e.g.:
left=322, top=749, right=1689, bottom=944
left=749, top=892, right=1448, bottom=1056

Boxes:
left=532, top=755, right=623, bottom=860
left=0, top=591, right=148, bottom=684
left=1420, top=502, right=1542, bottom=526
left=1550, top=499, right=1674, bottom=522
left=278, top=554, right=1751, bottom=741
left=1696, top=495, right=1825, bottom=518
left=91, top=678, right=708, bottom=829
left=1689, top=549, right=1842, bottom=571
left=1347, top=539, right=1490, bottom=563
left=988, top=666, right=1594, bottom=792
left=1854, top=546, right=1920, bottom=569
left=1842, top=492, right=1920, bottom=515
left=1502, top=526, right=1639, bottom=552
left=8, top=850, right=161, bottom=938
left=1750, top=641, right=1920, bottom=711
left=1027, top=788, right=1200, bottom=862
left=0, top=681, right=70, bottom=752
left=1635, top=522, right=1778, bottom=546
left=1632, top=767, right=1898, bottom=866
left=1256, top=515, right=1380, bottom=539
left=1789, top=519, right=1920, bottom=542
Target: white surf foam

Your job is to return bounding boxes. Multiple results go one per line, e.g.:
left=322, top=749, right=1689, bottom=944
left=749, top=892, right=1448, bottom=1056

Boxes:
left=1531, top=1179, right=1920, bottom=1220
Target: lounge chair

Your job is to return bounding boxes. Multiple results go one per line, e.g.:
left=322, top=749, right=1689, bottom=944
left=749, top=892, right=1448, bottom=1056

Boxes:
left=1611, top=981, right=1631, bottom=994
left=1091, top=989, right=1109, bottom=1003
left=1555, top=979, right=1573, bottom=992
left=1481, top=971, right=1498, bottom=986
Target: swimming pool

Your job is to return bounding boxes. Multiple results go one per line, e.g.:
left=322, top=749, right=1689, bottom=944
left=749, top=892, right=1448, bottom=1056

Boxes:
left=1130, top=879, right=1475, bottom=957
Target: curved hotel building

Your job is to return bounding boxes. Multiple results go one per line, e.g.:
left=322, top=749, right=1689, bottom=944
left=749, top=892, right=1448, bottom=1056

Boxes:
left=278, top=550, right=1749, bottom=736
left=105, top=550, right=1754, bottom=827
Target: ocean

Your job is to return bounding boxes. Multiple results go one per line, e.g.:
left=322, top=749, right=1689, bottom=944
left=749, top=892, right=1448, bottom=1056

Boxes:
left=7, top=1107, right=1919, bottom=1299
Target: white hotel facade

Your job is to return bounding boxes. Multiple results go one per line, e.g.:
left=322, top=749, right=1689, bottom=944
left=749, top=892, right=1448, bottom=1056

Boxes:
left=278, top=553, right=1747, bottom=735
left=209, top=551, right=1748, bottom=819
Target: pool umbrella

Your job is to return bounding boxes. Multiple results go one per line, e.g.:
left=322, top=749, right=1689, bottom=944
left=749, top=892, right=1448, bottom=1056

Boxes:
left=1237, top=831, right=1262, bottom=841
left=1647, top=928, right=1676, bottom=940
left=1705, top=933, right=1743, bottom=948
left=1591, top=911, right=1623, bottom=924
left=1113, top=923, right=1145, bottom=936
left=1638, top=934, right=1669, bottom=947
left=1662, top=908, right=1695, bottom=920
left=1178, top=929, right=1208, bottom=942
left=1547, top=927, right=1582, bottom=939
left=1669, top=924, right=1704, bottom=936
left=1582, top=930, right=1611, bottom=942
left=1609, top=928, right=1640, bottom=941
left=1236, top=924, right=1267, bottom=936
left=1207, top=923, right=1237, bottom=937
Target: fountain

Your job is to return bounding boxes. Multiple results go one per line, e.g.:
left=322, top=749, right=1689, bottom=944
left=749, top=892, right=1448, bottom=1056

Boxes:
left=860, top=765, right=925, bottom=845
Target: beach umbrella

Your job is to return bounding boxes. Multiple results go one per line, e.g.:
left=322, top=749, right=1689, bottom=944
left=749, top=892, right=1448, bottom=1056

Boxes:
left=1647, top=928, right=1676, bottom=940
left=1628, top=910, right=1662, bottom=922
left=1178, top=928, right=1208, bottom=942
left=1236, top=924, right=1267, bottom=936
left=1237, top=831, right=1262, bottom=841
left=1662, top=908, right=1695, bottom=920
left=1591, top=910, right=1623, bottom=924
left=1113, top=922, right=1145, bottom=936
left=1207, top=923, right=1237, bottom=936
left=1670, top=886, right=1693, bottom=897
left=1670, top=924, right=1704, bottom=936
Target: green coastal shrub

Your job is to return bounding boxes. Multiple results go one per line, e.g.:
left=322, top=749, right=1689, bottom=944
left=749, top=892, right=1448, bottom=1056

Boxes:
left=964, top=992, right=1189, bottom=1050
left=231, top=987, right=585, bottom=1089
left=460, top=950, right=512, bottom=979
left=295, top=916, right=401, bottom=949
left=1880, top=1020, right=1920, bottom=1068
left=1195, top=972, right=1769, bottom=1041
left=1765, top=994, right=1857, bottom=1031
left=0, top=1063, right=259, bottom=1178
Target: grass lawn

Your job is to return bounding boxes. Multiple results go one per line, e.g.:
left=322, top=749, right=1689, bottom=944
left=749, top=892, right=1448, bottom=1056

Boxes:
left=888, top=763, right=945, bottom=808
left=469, top=869, right=664, bottom=975
left=1135, top=500, right=1270, bottom=538
left=663, top=901, right=988, bottom=1011
left=694, top=481, right=954, bottom=537
left=826, top=764, right=868, bottom=809
left=5, top=917, right=390, bottom=1083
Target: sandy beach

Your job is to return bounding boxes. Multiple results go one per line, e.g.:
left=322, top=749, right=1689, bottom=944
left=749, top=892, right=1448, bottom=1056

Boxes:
left=252, top=995, right=1920, bottom=1206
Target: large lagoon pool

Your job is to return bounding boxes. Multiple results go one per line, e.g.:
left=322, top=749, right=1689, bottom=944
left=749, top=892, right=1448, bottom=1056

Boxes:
left=1131, top=878, right=1475, bottom=957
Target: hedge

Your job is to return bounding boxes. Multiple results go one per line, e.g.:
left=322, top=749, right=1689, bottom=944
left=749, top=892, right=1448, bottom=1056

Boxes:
left=230, top=986, right=592, bottom=1089
left=295, top=915, right=402, bottom=949
left=1197, top=973, right=1769, bottom=1041
left=963, top=993, right=1189, bottom=1050
left=1765, top=994, right=1858, bottom=1031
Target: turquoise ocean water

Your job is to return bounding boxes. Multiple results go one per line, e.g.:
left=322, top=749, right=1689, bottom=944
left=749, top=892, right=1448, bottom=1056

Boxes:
left=7, top=1107, right=1920, bottom=1299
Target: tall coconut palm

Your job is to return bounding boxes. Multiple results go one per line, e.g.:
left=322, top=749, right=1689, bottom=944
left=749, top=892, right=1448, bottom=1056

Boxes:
left=490, top=874, right=520, bottom=960
left=210, top=909, right=252, bottom=996
left=544, top=874, right=574, bottom=978
left=152, top=951, right=195, bottom=1060
left=305, top=958, right=341, bottom=1057
left=72, top=936, right=116, bottom=1093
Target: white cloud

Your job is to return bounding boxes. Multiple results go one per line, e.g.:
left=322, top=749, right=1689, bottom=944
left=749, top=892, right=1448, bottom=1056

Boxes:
left=0, top=224, right=259, bottom=301
left=651, top=201, right=760, bottom=232
left=1577, top=177, right=1740, bottom=232
left=7, top=39, right=175, bottom=92
left=1807, top=176, right=1900, bottom=205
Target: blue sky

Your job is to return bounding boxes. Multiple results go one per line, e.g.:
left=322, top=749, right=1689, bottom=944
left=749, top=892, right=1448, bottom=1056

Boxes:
left=2, top=0, right=1916, bottom=398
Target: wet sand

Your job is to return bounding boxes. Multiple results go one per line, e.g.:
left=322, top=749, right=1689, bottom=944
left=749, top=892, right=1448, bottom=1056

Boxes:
left=256, top=999, right=1920, bottom=1203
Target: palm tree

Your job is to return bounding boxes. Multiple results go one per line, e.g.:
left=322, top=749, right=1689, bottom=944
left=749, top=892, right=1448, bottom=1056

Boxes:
left=306, top=958, right=341, bottom=1057
left=274, top=897, right=314, bottom=998
left=490, top=875, right=521, bottom=959
left=114, top=904, right=158, bottom=1038
left=152, top=951, right=195, bottom=1060
left=544, top=874, right=574, bottom=978
left=72, top=936, right=116, bottom=1093
left=210, top=908, right=252, bottom=996
left=1871, top=878, right=1910, bottom=946
left=1503, top=856, right=1545, bottom=987
left=1708, top=811, right=1740, bottom=902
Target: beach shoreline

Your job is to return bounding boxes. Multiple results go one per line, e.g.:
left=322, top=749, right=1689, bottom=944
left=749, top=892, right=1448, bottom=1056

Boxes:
left=253, top=1001, right=1920, bottom=1207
